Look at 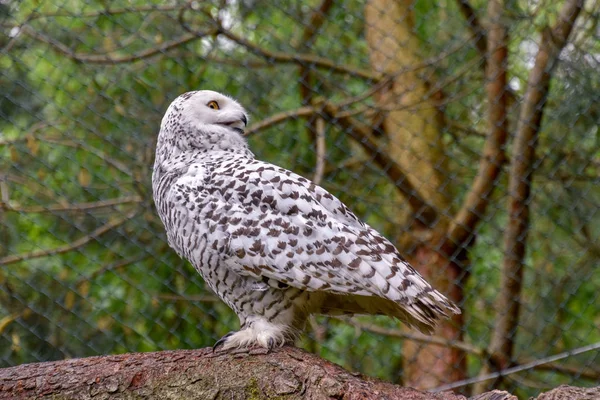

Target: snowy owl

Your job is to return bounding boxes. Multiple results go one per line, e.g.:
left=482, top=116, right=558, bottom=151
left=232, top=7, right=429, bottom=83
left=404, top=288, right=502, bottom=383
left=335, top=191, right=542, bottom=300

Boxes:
left=152, top=90, right=460, bottom=350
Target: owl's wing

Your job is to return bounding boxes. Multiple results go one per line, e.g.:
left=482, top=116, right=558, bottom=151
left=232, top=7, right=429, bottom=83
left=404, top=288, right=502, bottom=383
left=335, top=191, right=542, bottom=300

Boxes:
left=171, top=160, right=459, bottom=327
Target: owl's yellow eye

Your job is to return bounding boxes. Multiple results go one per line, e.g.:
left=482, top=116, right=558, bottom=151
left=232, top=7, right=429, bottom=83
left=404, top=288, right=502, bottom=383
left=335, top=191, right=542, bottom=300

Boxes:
left=207, top=101, right=220, bottom=110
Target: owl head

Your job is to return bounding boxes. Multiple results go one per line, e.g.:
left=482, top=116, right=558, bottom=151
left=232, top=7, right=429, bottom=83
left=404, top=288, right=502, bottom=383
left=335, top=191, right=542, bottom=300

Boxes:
left=155, top=90, right=251, bottom=163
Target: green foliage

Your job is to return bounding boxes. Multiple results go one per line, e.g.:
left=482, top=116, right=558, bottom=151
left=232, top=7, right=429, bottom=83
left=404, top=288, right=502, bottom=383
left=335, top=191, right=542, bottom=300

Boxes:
left=0, top=0, right=598, bottom=397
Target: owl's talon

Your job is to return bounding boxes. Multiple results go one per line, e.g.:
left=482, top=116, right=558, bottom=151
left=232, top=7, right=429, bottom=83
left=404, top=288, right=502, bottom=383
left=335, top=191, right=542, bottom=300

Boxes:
left=212, top=331, right=235, bottom=352
left=267, top=337, right=275, bottom=350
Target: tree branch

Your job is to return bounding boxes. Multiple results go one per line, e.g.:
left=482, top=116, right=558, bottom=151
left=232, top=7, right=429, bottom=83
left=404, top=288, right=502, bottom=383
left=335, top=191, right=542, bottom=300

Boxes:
left=1, top=196, right=142, bottom=214
left=447, top=0, right=509, bottom=252
left=296, top=0, right=335, bottom=145
left=455, top=0, right=487, bottom=56
left=298, top=0, right=335, bottom=47
left=0, top=132, right=135, bottom=177
left=215, top=24, right=381, bottom=81
left=244, top=94, right=439, bottom=225
left=244, top=78, right=392, bottom=134
left=349, top=320, right=484, bottom=356
left=245, top=106, right=316, bottom=135
left=454, top=0, right=519, bottom=106
left=75, top=255, right=150, bottom=286
left=323, top=106, right=439, bottom=227
left=153, top=293, right=219, bottom=303
left=0, top=346, right=594, bottom=399
left=470, top=6, right=511, bottom=389
left=493, top=0, right=583, bottom=371
left=350, top=320, right=600, bottom=383
left=0, top=347, right=469, bottom=400
left=21, top=27, right=215, bottom=64
left=0, top=210, right=138, bottom=267
left=431, top=341, right=600, bottom=392
left=524, top=359, right=600, bottom=382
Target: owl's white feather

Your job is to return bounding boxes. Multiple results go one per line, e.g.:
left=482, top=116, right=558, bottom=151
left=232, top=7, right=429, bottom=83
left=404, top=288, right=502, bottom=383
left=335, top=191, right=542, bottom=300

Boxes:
left=152, top=90, right=460, bottom=350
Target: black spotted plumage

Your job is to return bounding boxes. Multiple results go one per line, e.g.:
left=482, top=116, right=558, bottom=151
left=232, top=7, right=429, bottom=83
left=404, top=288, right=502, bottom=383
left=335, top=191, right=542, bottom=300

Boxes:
left=152, top=90, right=460, bottom=350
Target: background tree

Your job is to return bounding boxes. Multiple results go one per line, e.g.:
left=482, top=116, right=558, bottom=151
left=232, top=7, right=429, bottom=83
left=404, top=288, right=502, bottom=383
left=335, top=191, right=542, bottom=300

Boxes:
left=0, top=0, right=598, bottom=397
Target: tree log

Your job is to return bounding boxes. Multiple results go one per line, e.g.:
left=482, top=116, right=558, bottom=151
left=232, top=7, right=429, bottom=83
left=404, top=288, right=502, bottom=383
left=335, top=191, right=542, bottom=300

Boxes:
left=536, top=385, right=600, bottom=400
left=0, top=346, right=595, bottom=399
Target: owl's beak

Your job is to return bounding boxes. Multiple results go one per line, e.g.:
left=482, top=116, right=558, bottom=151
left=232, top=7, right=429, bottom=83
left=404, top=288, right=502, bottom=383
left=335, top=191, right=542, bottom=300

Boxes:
left=220, top=113, right=248, bottom=135
left=222, top=114, right=248, bottom=134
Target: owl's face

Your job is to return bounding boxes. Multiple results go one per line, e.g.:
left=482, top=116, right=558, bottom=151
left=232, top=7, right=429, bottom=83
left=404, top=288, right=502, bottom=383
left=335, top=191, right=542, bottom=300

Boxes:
left=170, top=90, right=249, bottom=135
left=155, top=90, right=251, bottom=165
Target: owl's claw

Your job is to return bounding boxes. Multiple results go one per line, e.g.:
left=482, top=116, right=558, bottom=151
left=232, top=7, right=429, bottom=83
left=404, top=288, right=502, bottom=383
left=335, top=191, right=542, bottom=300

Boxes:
left=211, top=331, right=274, bottom=355
left=210, top=318, right=287, bottom=353
left=212, top=331, right=235, bottom=352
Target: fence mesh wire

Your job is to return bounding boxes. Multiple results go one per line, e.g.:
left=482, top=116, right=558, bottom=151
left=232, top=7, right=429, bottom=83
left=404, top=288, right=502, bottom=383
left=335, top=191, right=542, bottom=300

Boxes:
left=1, top=0, right=599, bottom=397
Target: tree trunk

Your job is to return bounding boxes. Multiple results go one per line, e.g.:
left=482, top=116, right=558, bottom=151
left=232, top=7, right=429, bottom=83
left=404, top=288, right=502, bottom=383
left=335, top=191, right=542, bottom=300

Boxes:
left=364, top=0, right=465, bottom=389
left=474, top=0, right=583, bottom=393
left=1, top=346, right=590, bottom=400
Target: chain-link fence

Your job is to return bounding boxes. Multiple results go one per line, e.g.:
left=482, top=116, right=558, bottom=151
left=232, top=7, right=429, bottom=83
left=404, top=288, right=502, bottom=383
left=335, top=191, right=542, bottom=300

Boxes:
left=1, top=0, right=598, bottom=397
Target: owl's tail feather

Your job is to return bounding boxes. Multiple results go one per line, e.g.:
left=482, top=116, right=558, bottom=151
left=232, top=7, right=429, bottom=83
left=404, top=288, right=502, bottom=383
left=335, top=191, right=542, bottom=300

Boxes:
left=319, top=292, right=459, bottom=334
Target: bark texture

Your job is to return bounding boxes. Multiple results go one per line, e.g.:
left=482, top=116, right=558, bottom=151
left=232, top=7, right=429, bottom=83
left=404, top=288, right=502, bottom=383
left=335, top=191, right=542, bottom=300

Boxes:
left=0, top=347, right=595, bottom=400
left=365, top=0, right=465, bottom=388
left=535, top=385, right=600, bottom=400
left=0, top=347, right=465, bottom=400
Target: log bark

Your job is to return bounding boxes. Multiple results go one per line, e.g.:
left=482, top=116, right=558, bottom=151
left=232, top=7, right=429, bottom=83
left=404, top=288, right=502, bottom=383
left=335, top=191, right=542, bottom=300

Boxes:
left=0, top=347, right=595, bottom=400
left=0, top=347, right=466, bottom=400
left=535, top=385, right=600, bottom=400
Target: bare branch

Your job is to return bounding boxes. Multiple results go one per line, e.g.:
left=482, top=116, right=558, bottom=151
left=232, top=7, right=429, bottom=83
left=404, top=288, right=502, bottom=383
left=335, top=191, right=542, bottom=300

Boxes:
left=430, top=341, right=600, bottom=392
left=1, top=128, right=135, bottom=177
left=296, top=0, right=335, bottom=144
left=154, top=293, right=219, bottom=303
left=2, top=196, right=142, bottom=214
left=344, top=79, right=483, bottom=119
left=466, top=8, right=511, bottom=384
left=298, top=0, right=335, bottom=47
left=446, top=120, right=486, bottom=138
left=455, top=0, right=487, bottom=56
left=350, top=320, right=600, bottom=383
left=244, top=65, right=471, bottom=136
left=0, top=173, right=62, bottom=203
left=526, top=359, right=600, bottom=382
left=215, top=24, right=381, bottom=81
left=336, top=77, right=395, bottom=109
left=0, top=210, right=138, bottom=267
left=244, top=93, right=439, bottom=225
left=40, top=137, right=134, bottom=177
left=180, top=55, right=273, bottom=69
left=494, top=0, right=583, bottom=369
left=349, top=320, right=484, bottom=356
left=323, top=156, right=369, bottom=175
left=447, top=0, right=509, bottom=251
left=75, top=255, right=151, bottom=286
left=21, top=26, right=215, bottom=64
left=454, top=0, right=520, bottom=106
left=245, top=106, right=316, bottom=135
left=0, top=346, right=473, bottom=399
left=324, top=106, right=438, bottom=227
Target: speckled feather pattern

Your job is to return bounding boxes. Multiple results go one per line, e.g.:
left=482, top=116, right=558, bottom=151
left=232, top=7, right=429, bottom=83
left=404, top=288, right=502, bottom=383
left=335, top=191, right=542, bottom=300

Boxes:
left=152, top=90, right=460, bottom=350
